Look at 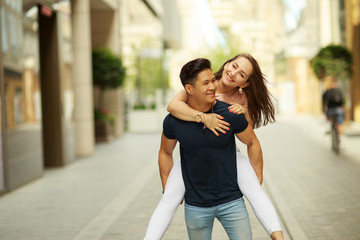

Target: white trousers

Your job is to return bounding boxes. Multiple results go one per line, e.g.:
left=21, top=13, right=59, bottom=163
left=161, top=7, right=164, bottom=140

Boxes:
left=144, top=151, right=282, bottom=240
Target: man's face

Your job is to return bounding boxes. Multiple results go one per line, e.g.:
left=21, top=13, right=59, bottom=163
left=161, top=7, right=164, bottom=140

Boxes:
left=190, top=69, right=217, bottom=105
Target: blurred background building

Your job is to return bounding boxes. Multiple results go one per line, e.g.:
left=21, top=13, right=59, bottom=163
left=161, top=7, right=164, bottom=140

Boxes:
left=0, top=0, right=359, bottom=194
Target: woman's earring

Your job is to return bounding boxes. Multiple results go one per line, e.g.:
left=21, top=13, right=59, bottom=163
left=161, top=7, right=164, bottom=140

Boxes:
left=239, top=88, right=243, bottom=94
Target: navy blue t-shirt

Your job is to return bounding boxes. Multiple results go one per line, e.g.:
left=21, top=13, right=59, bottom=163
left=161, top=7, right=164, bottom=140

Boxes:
left=163, top=100, right=248, bottom=207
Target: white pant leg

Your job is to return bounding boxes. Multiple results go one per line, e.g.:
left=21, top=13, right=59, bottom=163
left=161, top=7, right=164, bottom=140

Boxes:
left=236, top=151, right=282, bottom=235
left=144, top=158, right=185, bottom=240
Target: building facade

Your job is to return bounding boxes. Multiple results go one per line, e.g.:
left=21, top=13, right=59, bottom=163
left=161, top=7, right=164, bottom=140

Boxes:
left=345, top=0, right=360, bottom=122
left=1, top=0, right=357, bottom=195
left=0, top=0, right=145, bottom=194
left=281, top=0, right=360, bottom=121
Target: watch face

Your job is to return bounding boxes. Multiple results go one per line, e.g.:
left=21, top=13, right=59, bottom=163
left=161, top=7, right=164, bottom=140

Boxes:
left=195, top=115, right=201, bottom=123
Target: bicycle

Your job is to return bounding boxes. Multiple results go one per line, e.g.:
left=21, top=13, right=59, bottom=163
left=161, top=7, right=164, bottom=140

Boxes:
left=330, top=113, right=340, bottom=154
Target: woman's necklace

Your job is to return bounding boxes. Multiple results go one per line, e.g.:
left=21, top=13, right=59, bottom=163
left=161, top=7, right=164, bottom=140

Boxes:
left=218, top=89, right=238, bottom=104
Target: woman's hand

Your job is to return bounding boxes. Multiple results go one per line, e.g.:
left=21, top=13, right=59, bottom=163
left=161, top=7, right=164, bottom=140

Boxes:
left=203, top=113, right=230, bottom=136
left=228, top=102, right=247, bottom=115
left=228, top=102, right=252, bottom=125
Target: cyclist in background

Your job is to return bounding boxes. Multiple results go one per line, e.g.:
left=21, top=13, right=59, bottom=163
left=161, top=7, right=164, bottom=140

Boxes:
left=322, top=80, right=345, bottom=135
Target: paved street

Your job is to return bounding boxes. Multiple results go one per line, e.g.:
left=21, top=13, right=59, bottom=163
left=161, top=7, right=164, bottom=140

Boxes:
left=0, top=114, right=359, bottom=240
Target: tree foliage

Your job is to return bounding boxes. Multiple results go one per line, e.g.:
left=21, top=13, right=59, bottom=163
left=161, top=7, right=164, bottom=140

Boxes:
left=92, top=48, right=126, bottom=90
left=310, top=44, right=352, bottom=81
left=138, top=57, right=168, bottom=90
left=92, top=48, right=126, bottom=112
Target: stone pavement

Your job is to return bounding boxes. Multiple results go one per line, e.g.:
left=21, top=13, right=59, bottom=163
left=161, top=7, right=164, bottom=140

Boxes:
left=0, top=114, right=359, bottom=240
left=253, top=114, right=360, bottom=240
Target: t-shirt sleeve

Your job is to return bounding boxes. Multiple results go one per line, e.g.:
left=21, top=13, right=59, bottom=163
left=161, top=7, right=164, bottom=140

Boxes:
left=163, top=114, right=176, bottom=139
left=232, top=114, right=249, bottom=134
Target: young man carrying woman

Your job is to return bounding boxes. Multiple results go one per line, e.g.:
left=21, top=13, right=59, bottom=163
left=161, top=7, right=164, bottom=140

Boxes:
left=144, top=54, right=284, bottom=240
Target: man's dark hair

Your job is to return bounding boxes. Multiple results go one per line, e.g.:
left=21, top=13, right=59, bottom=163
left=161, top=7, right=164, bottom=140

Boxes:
left=179, top=58, right=211, bottom=87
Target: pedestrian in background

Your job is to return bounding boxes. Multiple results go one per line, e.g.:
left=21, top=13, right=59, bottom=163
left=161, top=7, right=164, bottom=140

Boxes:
left=322, top=80, right=345, bottom=135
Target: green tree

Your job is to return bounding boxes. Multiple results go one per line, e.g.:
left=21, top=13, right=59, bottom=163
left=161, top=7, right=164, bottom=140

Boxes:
left=310, top=44, right=352, bottom=81
left=133, top=50, right=168, bottom=109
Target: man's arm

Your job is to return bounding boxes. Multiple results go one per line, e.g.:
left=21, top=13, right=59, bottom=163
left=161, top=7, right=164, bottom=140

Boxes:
left=158, top=132, right=177, bottom=190
left=235, top=125, right=263, bottom=184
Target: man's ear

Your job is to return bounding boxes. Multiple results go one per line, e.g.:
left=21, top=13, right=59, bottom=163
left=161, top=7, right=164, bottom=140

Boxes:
left=185, top=84, right=193, bottom=95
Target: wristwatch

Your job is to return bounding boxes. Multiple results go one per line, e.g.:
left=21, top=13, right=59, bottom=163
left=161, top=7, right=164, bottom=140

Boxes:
left=195, top=112, right=203, bottom=123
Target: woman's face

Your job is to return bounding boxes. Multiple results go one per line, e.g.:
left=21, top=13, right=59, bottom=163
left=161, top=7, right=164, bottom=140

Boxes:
left=222, top=57, right=253, bottom=89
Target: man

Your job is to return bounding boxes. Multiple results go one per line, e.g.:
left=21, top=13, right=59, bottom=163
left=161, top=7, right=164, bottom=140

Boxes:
left=158, top=58, right=263, bottom=239
left=322, top=80, right=345, bottom=134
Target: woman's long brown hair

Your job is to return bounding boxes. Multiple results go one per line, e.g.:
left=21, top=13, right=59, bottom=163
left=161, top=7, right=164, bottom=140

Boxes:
left=214, top=53, right=276, bottom=128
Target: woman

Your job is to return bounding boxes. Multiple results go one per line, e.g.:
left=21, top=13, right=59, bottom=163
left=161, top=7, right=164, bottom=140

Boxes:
left=144, top=54, right=284, bottom=240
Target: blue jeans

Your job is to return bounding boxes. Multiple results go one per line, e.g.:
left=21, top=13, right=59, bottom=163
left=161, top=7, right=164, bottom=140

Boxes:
left=326, top=107, right=345, bottom=124
left=185, top=198, right=252, bottom=240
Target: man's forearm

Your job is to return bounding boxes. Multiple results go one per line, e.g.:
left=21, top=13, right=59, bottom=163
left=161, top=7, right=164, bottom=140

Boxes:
left=158, top=150, right=174, bottom=190
left=247, top=140, right=263, bottom=184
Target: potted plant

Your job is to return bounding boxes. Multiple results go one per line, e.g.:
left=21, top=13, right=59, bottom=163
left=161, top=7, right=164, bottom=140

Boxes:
left=92, top=48, right=126, bottom=142
left=93, top=109, right=115, bottom=142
